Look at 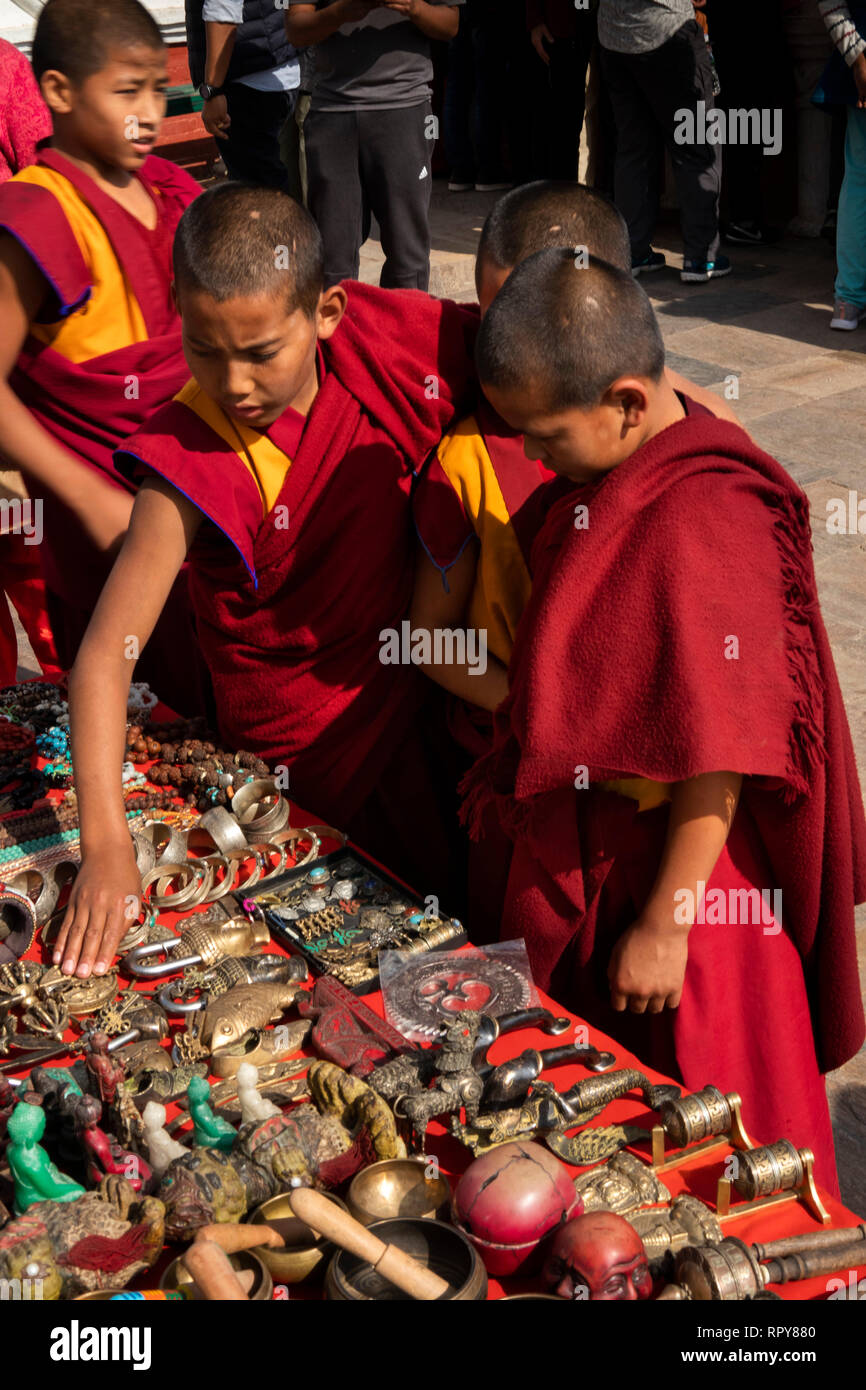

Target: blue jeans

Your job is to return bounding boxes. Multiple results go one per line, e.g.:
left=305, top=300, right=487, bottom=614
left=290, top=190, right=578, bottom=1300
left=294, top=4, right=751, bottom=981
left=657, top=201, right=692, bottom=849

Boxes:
left=835, top=105, right=866, bottom=306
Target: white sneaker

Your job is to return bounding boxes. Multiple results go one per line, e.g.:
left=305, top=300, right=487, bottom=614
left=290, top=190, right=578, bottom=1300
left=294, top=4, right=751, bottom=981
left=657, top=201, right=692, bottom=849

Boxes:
left=830, top=300, right=866, bottom=330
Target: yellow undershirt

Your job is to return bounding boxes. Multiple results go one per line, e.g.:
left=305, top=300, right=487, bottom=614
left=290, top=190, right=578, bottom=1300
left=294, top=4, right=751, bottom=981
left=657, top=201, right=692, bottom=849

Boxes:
left=13, top=165, right=147, bottom=363
left=175, top=379, right=292, bottom=516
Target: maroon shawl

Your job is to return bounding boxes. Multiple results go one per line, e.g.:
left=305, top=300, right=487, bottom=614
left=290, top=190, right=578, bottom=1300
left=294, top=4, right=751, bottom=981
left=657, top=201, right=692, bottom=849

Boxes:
left=0, top=149, right=199, bottom=604
left=462, top=412, right=866, bottom=1073
left=118, top=283, right=479, bottom=823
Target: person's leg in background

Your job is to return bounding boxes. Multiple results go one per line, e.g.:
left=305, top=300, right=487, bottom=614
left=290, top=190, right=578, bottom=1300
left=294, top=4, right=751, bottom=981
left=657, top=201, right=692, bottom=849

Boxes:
left=360, top=102, right=434, bottom=291
left=443, top=4, right=477, bottom=188
left=471, top=7, right=510, bottom=188
left=704, top=0, right=782, bottom=242
left=281, top=90, right=312, bottom=206
left=601, top=44, right=664, bottom=268
left=832, top=105, right=866, bottom=326
left=546, top=9, right=597, bottom=182
left=629, top=22, right=723, bottom=275
left=304, top=108, right=365, bottom=286
left=585, top=40, right=617, bottom=194
left=219, top=85, right=292, bottom=190
left=783, top=0, right=834, bottom=237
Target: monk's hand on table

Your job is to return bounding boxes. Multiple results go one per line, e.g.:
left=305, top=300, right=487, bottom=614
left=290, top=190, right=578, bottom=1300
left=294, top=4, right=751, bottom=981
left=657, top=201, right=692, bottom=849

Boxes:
left=608, top=916, right=689, bottom=1015
left=53, top=842, right=141, bottom=979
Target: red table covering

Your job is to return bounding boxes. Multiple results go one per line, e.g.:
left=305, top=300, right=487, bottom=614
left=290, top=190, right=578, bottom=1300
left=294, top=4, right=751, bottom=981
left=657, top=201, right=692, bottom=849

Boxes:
left=2, top=769, right=864, bottom=1301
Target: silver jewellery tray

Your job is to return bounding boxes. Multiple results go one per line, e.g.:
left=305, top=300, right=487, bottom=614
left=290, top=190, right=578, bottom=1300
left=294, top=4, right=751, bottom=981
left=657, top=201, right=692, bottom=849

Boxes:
left=244, top=848, right=466, bottom=995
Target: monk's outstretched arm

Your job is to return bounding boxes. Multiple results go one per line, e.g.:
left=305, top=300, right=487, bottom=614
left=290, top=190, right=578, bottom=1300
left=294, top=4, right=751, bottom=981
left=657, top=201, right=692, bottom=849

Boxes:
left=409, top=545, right=509, bottom=712
left=608, top=770, right=742, bottom=1014
left=0, top=234, right=134, bottom=551
left=55, top=478, right=202, bottom=978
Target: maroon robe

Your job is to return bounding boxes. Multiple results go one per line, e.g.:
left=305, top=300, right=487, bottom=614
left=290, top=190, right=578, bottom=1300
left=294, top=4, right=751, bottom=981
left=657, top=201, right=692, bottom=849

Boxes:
left=0, top=149, right=207, bottom=711
left=118, top=282, right=478, bottom=894
left=461, top=406, right=866, bottom=1193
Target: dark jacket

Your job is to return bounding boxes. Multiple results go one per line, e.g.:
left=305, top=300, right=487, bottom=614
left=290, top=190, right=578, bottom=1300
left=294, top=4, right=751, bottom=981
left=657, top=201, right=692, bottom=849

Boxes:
left=186, top=0, right=296, bottom=87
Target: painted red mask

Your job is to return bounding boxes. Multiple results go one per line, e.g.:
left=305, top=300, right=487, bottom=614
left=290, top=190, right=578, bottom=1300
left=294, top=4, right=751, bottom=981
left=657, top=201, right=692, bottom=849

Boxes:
left=542, top=1211, right=652, bottom=1301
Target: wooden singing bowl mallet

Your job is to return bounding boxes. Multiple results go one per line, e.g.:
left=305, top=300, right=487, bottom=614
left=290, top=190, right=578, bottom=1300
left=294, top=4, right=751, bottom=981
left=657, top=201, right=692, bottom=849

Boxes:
left=288, top=1185, right=454, bottom=1300
left=182, top=1240, right=252, bottom=1301
left=180, top=1224, right=285, bottom=1300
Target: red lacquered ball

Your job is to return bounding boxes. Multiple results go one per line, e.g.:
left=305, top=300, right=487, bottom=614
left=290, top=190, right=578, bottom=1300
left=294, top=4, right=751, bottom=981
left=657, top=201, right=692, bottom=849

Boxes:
left=453, top=1140, right=582, bottom=1277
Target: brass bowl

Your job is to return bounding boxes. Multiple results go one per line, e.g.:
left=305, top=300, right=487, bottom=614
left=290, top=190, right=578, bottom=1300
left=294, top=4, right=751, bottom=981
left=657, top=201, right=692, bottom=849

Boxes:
left=247, top=1190, right=349, bottom=1284
left=326, top=1217, right=488, bottom=1301
left=347, top=1158, right=451, bottom=1227
left=159, top=1249, right=273, bottom=1301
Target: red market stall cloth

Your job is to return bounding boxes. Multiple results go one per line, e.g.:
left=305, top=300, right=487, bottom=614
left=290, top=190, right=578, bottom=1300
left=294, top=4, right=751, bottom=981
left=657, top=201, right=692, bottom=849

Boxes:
left=3, top=807, right=865, bottom=1302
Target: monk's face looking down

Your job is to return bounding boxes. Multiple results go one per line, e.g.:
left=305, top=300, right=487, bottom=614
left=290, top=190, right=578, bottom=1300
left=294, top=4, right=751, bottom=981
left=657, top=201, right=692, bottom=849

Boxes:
left=41, top=42, right=168, bottom=176
left=177, top=284, right=346, bottom=429
left=482, top=374, right=656, bottom=484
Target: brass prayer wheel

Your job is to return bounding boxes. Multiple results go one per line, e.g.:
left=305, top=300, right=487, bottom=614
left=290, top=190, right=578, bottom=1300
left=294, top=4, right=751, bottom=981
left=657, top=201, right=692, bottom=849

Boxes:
left=733, top=1139, right=806, bottom=1200
left=659, top=1085, right=732, bottom=1148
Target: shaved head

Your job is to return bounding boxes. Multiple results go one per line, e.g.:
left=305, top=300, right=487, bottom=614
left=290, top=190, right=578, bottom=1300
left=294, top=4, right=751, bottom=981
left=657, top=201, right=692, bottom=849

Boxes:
left=476, top=248, right=665, bottom=412
left=173, top=183, right=325, bottom=319
left=32, top=0, right=163, bottom=84
left=478, top=182, right=631, bottom=278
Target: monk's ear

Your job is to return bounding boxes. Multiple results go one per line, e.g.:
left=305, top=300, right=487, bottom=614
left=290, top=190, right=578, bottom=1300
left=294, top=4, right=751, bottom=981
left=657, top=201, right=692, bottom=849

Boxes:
left=40, top=70, right=75, bottom=117
left=170, top=280, right=179, bottom=313
left=316, top=284, right=347, bottom=341
left=608, top=378, right=649, bottom=426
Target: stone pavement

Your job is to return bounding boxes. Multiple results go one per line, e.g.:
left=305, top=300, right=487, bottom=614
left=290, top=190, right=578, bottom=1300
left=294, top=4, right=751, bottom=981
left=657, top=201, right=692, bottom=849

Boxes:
left=364, top=186, right=866, bottom=1214
left=11, top=184, right=866, bottom=1212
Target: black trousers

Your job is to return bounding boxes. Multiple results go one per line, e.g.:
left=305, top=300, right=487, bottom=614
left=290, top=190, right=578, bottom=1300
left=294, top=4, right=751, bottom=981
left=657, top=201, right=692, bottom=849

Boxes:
left=304, top=102, right=434, bottom=290
left=704, top=0, right=785, bottom=225
left=601, top=20, right=722, bottom=264
left=219, top=83, right=294, bottom=191
left=530, top=21, right=599, bottom=183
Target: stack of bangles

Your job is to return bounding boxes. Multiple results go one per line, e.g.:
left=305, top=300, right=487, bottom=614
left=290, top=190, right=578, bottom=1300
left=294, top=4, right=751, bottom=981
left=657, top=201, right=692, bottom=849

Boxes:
left=138, top=824, right=346, bottom=913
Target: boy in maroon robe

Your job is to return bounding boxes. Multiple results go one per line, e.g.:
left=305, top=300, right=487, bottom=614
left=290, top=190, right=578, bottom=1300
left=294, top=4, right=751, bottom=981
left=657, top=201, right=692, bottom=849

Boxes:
left=0, top=0, right=205, bottom=710
left=56, top=183, right=477, bottom=979
left=462, top=248, right=866, bottom=1194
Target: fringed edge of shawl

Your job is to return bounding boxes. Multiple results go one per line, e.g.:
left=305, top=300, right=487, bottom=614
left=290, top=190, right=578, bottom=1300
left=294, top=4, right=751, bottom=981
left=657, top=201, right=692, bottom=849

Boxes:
left=458, top=739, right=530, bottom=843
left=770, top=491, right=826, bottom=805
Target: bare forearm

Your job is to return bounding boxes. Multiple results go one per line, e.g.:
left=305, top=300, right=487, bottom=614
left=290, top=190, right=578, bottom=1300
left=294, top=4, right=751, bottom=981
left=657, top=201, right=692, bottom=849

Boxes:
left=414, top=643, right=508, bottom=711
left=68, top=645, right=134, bottom=855
left=287, top=1, right=366, bottom=43
left=205, top=20, right=237, bottom=86
left=408, top=1, right=460, bottom=40
left=0, top=382, right=133, bottom=548
left=644, top=771, right=743, bottom=928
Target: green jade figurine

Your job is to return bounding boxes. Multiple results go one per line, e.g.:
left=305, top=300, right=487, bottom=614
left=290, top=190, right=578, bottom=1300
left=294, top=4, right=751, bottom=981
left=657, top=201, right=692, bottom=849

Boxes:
left=187, top=1074, right=236, bottom=1152
left=6, top=1102, right=86, bottom=1213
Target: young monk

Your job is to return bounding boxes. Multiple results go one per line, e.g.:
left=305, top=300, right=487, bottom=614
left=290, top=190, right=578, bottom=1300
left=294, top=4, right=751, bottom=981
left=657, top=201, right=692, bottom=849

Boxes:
left=461, top=249, right=866, bottom=1193
left=0, top=0, right=206, bottom=711
left=410, top=181, right=742, bottom=938
left=56, top=182, right=477, bottom=978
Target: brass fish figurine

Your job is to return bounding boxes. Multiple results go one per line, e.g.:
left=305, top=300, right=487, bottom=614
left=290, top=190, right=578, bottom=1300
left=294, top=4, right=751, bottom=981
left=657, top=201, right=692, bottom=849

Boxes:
left=203, top=981, right=307, bottom=1052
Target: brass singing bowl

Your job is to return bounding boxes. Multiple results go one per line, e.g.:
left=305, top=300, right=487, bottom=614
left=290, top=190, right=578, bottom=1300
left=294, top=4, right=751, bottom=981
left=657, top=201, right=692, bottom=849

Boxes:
left=160, top=1249, right=273, bottom=1301
left=326, top=1217, right=488, bottom=1301
left=247, top=1190, right=350, bottom=1284
left=347, top=1158, right=452, bottom=1227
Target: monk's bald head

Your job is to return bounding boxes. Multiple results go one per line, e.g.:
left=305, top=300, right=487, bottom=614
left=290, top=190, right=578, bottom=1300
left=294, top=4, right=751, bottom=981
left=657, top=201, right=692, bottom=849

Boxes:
left=173, top=183, right=324, bottom=319
left=476, top=248, right=665, bottom=413
left=476, top=182, right=631, bottom=311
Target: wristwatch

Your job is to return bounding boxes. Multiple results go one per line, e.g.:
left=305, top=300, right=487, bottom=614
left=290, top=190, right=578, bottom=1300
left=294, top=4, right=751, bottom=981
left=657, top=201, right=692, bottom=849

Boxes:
left=198, top=82, right=223, bottom=101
